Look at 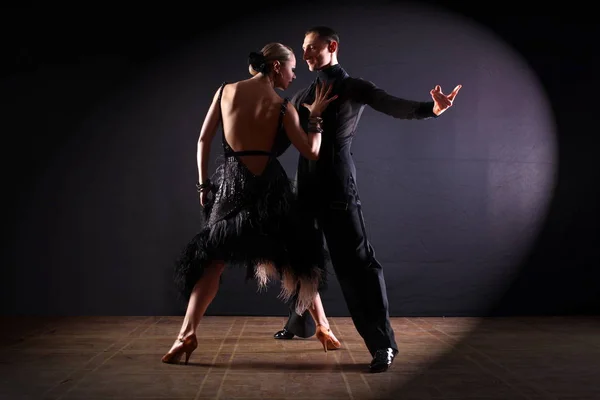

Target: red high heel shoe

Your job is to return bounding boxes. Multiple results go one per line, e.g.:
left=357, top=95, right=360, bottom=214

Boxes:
left=161, top=334, right=198, bottom=365
left=315, top=325, right=341, bottom=352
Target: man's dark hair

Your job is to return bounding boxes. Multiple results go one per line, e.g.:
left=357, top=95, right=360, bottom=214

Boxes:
left=305, top=26, right=340, bottom=44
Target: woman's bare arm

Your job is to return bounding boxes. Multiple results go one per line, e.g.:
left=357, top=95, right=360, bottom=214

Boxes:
left=197, top=86, right=223, bottom=184
left=282, top=102, right=321, bottom=160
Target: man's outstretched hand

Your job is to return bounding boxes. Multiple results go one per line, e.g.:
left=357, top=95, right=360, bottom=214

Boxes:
left=431, top=84, right=462, bottom=116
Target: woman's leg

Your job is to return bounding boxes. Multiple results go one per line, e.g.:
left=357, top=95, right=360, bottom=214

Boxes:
left=177, top=261, right=226, bottom=339
left=307, top=292, right=341, bottom=351
left=162, top=261, right=225, bottom=363
left=307, top=292, right=330, bottom=329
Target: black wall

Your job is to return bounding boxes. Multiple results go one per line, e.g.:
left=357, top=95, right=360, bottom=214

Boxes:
left=2, top=2, right=598, bottom=317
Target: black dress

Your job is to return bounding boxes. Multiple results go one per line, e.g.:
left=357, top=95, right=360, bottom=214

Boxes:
left=173, top=82, right=328, bottom=315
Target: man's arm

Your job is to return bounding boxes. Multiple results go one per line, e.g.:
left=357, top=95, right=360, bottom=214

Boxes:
left=351, top=78, right=437, bottom=120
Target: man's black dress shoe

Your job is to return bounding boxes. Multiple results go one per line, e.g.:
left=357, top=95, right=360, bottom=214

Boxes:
left=273, top=328, right=295, bottom=340
left=369, top=348, right=398, bottom=373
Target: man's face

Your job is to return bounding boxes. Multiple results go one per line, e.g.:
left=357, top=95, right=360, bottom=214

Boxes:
left=302, top=32, right=333, bottom=71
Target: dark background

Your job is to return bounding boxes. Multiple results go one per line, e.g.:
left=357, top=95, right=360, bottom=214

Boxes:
left=1, top=1, right=598, bottom=318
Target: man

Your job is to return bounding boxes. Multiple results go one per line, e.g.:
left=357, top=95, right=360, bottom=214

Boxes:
left=274, top=26, right=461, bottom=373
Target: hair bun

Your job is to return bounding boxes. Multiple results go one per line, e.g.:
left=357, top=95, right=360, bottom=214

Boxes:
left=248, top=51, right=267, bottom=73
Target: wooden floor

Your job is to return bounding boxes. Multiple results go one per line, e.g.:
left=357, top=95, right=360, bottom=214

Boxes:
left=1, top=315, right=598, bottom=399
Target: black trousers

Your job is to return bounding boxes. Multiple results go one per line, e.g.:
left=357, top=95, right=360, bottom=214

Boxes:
left=284, top=175, right=398, bottom=356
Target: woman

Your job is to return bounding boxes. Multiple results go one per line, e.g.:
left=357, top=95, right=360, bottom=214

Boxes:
left=162, top=43, right=341, bottom=365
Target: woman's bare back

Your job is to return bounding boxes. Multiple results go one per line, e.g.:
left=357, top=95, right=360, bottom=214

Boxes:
left=220, top=79, right=286, bottom=176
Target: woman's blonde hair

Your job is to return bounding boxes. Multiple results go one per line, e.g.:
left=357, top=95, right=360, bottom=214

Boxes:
left=248, top=42, right=294, bottom=76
